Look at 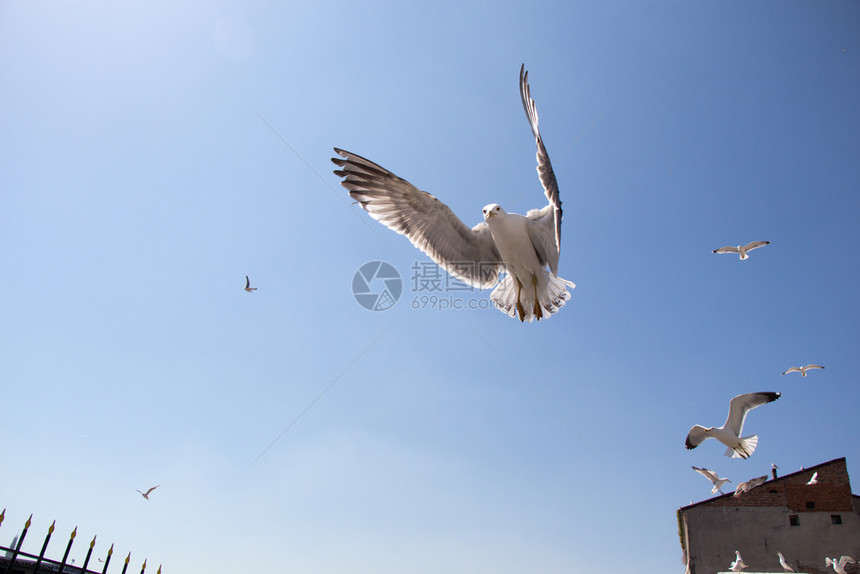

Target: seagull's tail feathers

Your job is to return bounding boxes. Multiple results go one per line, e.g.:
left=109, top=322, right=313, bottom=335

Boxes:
left=726, top=435, right=759, bottom=459
left=491, top=271, right=574, bottom=322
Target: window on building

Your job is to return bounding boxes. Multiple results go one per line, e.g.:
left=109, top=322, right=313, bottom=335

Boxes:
left=789, top=515, right=799, bottom=526
left=806, top=501, right=815, bottom=509
left=831, top=515, right=843, bottom=525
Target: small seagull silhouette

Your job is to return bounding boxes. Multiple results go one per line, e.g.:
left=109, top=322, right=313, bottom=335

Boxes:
left=826, top=556, right=857, bottom=574
left=136, top=485, right=160, bottom=500
left=713, top=241, right=770, bottom=260
left=244, top=276, right=257, bottom=292
left=782, top=364, right=824, bottom=377
left=734, top=475, right=767, bottom=497
left=777, top=551, right=796, bottom=573
left=730, top=550, right=748, bottom=572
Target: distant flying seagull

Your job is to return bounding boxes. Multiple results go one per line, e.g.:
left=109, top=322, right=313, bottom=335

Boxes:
left=807, top=472, right=819, bottom=485
left=244, top=276, right=257, bottom=292
left=332, top=65, right=574, bottom=322
left=782, top=364, right=824, bottom=377
left=734, top=475, right=768, bottom=496
left=826, top=556, right=857, bottom=574
left=692, top=466, right=731, bottom=495
left=685, top=392, right=781, bottom=458
left=713, top=241, right=770, bottom=260
left=136, top=485, right=159, bottom=500
left=777, top=551, right=796, bottom=573
left=730, top=550, right=748, bottom=572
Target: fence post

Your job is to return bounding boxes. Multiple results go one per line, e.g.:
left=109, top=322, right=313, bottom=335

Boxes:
left=80, top=535, right=97, bottom=573
left=100, top=543, right=114, bottom=574
left=57, top=526, right=77, bottom=574
left=120, top=551, right=131, bottom=574
left=32, top=520, right=55, bottom=574
left=139, top=558, right=147, bottom=574
left=2, top=514, right=32, bottom=574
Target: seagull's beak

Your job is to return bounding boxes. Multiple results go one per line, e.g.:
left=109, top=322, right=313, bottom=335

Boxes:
left=486, top=211, right=496, bottom=219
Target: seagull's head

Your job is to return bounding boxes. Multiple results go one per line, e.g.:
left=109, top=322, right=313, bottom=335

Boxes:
left=482, top=204, right=505, bottom=221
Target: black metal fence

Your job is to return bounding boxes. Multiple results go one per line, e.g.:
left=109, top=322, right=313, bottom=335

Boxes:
left=0, top=509, right=160, bottom=574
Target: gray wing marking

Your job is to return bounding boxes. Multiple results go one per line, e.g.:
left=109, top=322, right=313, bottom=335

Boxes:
left=332, top=148, right=503, bottom=289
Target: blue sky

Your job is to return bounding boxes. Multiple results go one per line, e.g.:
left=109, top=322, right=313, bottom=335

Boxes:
left=1, top=1, right=858, bottom=572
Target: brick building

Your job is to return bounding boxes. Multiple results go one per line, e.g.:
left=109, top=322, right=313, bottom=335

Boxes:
left=677, top=457, right=860, bottom=574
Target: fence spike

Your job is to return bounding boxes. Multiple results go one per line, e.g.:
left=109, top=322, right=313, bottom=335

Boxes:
left=90, top=534, right=97, bottom=548
left=25, top=514, right=32, bottom=529
left=70, top=526, right=77, bottom=540
left=157, top=565, right=162, bottom=574
left=0, top=508, right=5, bottom=526
left=48, top=520, right=56, bottom=534
left=125, top=551, right=131, bottom=564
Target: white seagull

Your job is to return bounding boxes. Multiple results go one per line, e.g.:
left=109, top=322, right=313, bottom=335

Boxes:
left=244, top=276, right=257, bottom=292
left=826, top=556, right=857, bottom=574
left=692, top=466, right=731, bottom=495
left=685, top=392, right=781, bottom=458
left=136, top=485, right=159, bottom=500
left=734, top=475, right=768, bottom=497
left=332, top=65, right=574, bottom=322
left=777, top=551, right=796, bottom=573
left=807, top=472, right=819, bottom=485
left=730, top=550, right=748, bottom=572
left=713, top=241, right=770, bottom=260
left=782, top=364, right=824, bottom=377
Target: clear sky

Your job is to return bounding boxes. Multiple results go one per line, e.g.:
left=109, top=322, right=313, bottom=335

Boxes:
left=1, top=1, right=858, bottom=573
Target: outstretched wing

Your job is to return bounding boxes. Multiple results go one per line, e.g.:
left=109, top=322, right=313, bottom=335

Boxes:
left=782, top=367, right=801, bottom=375
left=520, top=65, right=562, bottom=265
left=245, top=276, right=251, bottom=289
left=145, top=485, right=160, bottom=496
left=743, top=240, right=770, bottom=252
left=725, top=392, right=781, bottom=436
left=713, top=246, right=740, bottom=255
left=333, top=148, right=503, bottom=289
left=685, top=425, right=709, bottom=450
left=692, top=466, right=719, bottom=484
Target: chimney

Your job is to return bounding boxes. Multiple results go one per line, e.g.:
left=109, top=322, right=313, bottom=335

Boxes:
left=771, top=464, right=779, bottom=480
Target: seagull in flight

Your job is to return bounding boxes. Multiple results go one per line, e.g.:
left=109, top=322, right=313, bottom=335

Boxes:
left=713, top=241, right=770, bottom=260
left=730, top=550, right=748, bottom=572
left=782, top=364, right=824, bottom=377
left=136, top=485, right=159, bottom=500
left=806, top=472, right=819, bottom=485
left=244, top=276, right=257, bottom=292
left=332, top=65, right=574, bottom=322
left=692, top=466, right=731, bottom=495
left=685, top=392, right=781, bottom=458
left=734, top=475, right=767, bottom=496
left=826, top=556, right=857, bottom=574
left=777, top=551, right=796, bottom=573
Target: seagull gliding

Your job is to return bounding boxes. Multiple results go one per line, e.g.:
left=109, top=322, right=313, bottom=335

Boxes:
left=685, top=392, right=781, bottom=459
